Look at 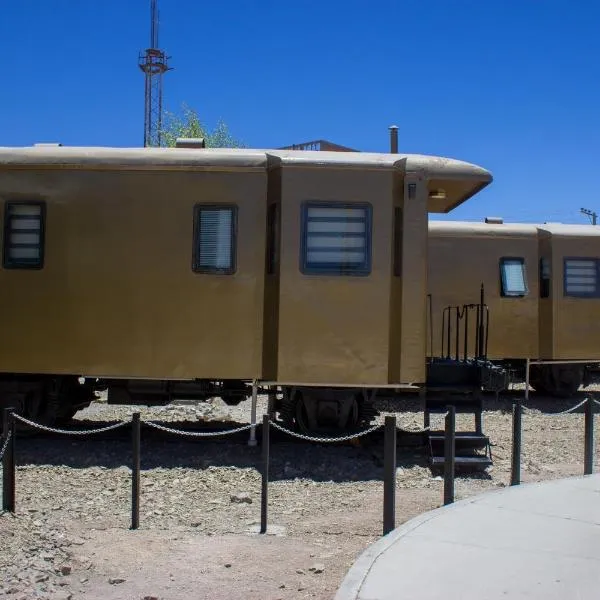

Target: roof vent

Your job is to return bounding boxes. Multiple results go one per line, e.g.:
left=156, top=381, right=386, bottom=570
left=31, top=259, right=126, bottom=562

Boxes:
left=485, top=217, right=503, bottom=224
left=175, top=137, right=205, bottom=149
left=33, top=143, right=63, bottom=147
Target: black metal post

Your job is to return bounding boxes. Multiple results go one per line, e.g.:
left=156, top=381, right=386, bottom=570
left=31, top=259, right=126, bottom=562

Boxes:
left=131, top=412, right=141, bottom=530
left=444, top=406, right=455, bottom=505
left=584, top=398, right=594, bottom=475
left=2, top=409, right=15, bottom=513
left=510, top=400, right=522, bottom=486
left=383, top=416, right=397, bottom=535
left=260, top=414, right=270, bottom=534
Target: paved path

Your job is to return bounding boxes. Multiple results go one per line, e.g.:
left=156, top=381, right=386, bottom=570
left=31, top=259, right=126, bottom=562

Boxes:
left=335, top=474, right=600, bottom=600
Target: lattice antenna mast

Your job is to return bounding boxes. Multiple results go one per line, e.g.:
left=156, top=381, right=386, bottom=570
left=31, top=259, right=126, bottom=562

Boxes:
left=138, top=0, right=172, bottom=147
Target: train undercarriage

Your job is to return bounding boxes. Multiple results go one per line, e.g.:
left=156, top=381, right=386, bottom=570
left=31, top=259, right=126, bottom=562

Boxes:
left=0, top=359, right=597, bottom=436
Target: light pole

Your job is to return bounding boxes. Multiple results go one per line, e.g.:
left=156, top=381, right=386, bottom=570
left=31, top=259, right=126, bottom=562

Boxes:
left=581, top=208, right=597, bottom=225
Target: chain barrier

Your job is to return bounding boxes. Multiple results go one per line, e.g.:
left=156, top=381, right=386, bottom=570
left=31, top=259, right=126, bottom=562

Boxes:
left=142, top=420, right=254, bottom=437
left=521, top=397, right=589, bottom=416
left=269, top=419, right=382, bottom=443
left=0, top=431, right=12, bottom=461
left=12, top=413, right=129, bottom=435
left=396, top=425, right=431, bottom=434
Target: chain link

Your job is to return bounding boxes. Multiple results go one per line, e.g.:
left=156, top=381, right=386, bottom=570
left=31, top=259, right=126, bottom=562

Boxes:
left=142, top=420, right=254, bottom=437
left=269, top=419, right=382, bottom=443
left=0, top=431, right=12, bottom=461
left=13, top=413, right=129, bottom=435
left=521, top=397, right=589, bottom=416
left=396, top=425, right=431, bottom=434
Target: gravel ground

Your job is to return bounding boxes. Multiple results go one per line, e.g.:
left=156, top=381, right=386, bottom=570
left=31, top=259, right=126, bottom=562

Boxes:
left=1, top=386, right=599, bottom=599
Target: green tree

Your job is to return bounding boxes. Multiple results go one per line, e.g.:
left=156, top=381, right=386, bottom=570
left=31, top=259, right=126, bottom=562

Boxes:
left=161, top=103, right=246, bottom=148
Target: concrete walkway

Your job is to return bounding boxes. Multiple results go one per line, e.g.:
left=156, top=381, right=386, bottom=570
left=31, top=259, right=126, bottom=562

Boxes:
left=335, top=474, right=600, bottom=600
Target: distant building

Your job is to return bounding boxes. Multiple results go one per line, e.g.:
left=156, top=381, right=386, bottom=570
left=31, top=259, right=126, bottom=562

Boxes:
left=279, top=139, right=359, bottom=152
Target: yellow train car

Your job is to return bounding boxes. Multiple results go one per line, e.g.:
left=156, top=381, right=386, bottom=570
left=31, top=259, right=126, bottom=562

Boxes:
left=0, top=143, right=492, bottom=432
left=426, top=219, right=600, bottom=397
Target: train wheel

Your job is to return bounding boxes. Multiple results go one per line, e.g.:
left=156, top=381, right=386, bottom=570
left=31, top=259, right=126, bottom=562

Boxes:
left=279, top=388, right=376, bottom=437
left=530, top=365, right=583, bottom=398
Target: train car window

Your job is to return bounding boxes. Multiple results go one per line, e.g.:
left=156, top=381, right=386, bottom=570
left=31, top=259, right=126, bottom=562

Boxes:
left=300, top=202, right=372, bottom=275
left=540, top=258, right=551, bottom=298
left=192, top=205, right=237, bottom=274
left=499, top=257, right=528, bottom=297
left=563, top=258, right=599, bottom=297
left=3, top=201, right=45, bottom=269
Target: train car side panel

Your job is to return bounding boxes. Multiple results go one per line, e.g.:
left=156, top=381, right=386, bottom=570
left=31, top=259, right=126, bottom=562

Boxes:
left=0, top=167, right=268, bottom=380
left=544, top=226, right=600, bottom=360
left=427, top=222, right=539, bottom=361
left=276, top=166, right=394, bottom=385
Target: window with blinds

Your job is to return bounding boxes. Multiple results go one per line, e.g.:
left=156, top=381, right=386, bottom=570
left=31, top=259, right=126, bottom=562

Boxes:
left=3, top=202, right=45, bottom=269
left=192, top=205, right=236, bottom=274
left=301, top=202, right=372, bottom=275
left=564, top=258, right=599, bottom=297
left=500, top=257, right=527, bottom=297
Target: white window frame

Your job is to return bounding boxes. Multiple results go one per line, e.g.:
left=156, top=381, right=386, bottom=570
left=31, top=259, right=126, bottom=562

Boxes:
left=499, top=257, right=528, bottom=297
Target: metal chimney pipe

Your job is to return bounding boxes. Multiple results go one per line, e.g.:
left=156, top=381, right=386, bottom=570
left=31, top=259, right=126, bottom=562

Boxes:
left=389, top=125, right=398, bottom=154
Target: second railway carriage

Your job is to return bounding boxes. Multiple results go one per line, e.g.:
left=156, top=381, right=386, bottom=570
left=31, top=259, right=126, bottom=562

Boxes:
left=427, top=219, right=600, bottom=397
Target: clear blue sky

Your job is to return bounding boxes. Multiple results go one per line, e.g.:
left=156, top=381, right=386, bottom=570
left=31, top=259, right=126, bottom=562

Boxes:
left=1, top=0, right=598, bottom=223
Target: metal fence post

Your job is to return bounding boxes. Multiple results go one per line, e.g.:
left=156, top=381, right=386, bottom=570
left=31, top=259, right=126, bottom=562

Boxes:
left=444, top=406, right=455, bottom=505
left=131, top=412, right=141, bottom=530
left=260, top=414, right=269, bottom=534
left=2, top=409, right=16, bottom=513
left=511, top=399, right=522, bottom=486
left=584, top=398, right=594, bottom=475
left=383, top=416, right=397, bottom=535
left=248, top=380, right=258, bottom=447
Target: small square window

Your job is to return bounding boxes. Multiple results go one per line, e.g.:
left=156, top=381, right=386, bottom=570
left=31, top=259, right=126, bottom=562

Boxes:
left=564, top=258, right=599, bottom=297
left=192, top=205, right=236, bottom=274
left=3, top=202, right=45, bottom=269
left=300, top=202, right=372, bottom=275
left=500, top=257, right=527, bottom=297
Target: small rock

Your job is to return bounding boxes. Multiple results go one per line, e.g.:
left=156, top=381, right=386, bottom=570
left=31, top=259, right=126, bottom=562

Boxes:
left=230, top=493, right=252, bottom=504
left=60, top=565, right=72, bottom=576
left=108, top=577, right=126, bottom=584
left=309, top=563, right=325, bottom=574
left=279, top=584, right=286, bottom=589
left=51, top=592, right=72, bottom=600
left=35, top=574, right=49, bottom=583
left=224, top=563, right=232, bottom=568
left=80, top=577, right=88, bottom=583
left=296, top=569, right=305, bottom=574
left=143, top=596, right=159, bottom=600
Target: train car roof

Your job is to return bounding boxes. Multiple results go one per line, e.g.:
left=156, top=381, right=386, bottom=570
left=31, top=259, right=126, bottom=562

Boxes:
left=537, top=223, right=600, bottom=237
left=429, top=220, right=538, bottom=238
left=430, top=220, right=600, bottom=238
left=0, top=145, right=492, bottom=214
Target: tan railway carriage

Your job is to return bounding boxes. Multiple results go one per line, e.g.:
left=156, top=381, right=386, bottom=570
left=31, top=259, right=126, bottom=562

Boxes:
left=0, top=143, right=598, bottom=434
left=427, top=220, right=600, bottom=397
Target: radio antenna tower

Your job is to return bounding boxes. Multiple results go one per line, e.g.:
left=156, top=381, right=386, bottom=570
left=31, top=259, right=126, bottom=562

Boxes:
left=138, top=0, right=172, bottom=147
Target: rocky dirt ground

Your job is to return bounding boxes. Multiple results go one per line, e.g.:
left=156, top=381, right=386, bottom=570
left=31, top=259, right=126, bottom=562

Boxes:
left=1, top=386, right=599, bottom=599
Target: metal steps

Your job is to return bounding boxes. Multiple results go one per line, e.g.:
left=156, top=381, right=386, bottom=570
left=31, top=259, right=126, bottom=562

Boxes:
left=427, top=430, right=493, bottom=469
